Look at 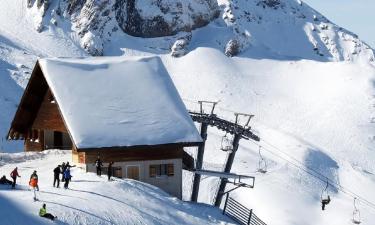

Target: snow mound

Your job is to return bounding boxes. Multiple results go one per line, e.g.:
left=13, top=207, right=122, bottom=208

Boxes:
left=0, top=150, right=234, bottom=225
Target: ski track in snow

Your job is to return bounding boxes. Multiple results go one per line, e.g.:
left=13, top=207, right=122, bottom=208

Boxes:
left=0, top=150, right=234, bottom=225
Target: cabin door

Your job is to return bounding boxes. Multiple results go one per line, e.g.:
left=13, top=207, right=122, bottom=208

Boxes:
left=126, top=165, right=140, bottom=180
left=53, top=131, right=63, bottom=148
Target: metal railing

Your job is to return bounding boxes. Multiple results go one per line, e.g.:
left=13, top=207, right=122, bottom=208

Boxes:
left=223, top=194, right=267, bottom=225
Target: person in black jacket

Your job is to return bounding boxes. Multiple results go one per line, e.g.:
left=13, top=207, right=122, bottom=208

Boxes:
left=53, top=165, right=61, bottom=188
left=61, top=162, right=66, bottom=182
left=107, top=162, right=114, bottom=181
left=95, top=156, right=103, bottom=176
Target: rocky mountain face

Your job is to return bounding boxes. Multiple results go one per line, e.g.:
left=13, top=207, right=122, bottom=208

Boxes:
left=27, top=0, right=219, bottom=55
left=25, top=0, right=374, bottom=62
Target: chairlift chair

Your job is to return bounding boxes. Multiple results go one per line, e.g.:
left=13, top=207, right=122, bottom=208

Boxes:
left=352, top=198, right=361, bottom=224
left=221, top=133, right=233, bottom=152
left=257, top=146, right=267, bottom=173
left=321, top=180, right=331, bottom=210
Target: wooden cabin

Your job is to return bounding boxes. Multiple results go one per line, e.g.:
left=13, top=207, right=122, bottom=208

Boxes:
left=7, top=56, right=202, bottom=198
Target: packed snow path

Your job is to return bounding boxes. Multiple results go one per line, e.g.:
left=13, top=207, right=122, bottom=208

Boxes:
left=0, top=150, right=234, bottom=225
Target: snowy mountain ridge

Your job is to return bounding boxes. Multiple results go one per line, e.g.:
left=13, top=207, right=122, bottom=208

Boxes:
left=25, top=0, right=374, bottom=62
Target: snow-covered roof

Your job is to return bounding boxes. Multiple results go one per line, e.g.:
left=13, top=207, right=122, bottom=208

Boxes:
left=38, top=56, right=202, bottom=149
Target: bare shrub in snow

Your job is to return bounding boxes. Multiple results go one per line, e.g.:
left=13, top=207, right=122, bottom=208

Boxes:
left=225, top=39, right=240, bottom=57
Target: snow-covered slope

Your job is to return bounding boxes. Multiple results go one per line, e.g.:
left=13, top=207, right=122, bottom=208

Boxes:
left=164, top=48, right=375, bottom=225
left=0, top=150, right=233, bottom=225
left=1, top=0, right=375, bottom=224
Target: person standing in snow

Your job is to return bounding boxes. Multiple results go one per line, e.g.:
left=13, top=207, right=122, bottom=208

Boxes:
left=95, top=156, right=103, bottom=176
left=63, top=168, right=72, bottom=189
left=61, top=162, right=66, bottom=182
left=10, top=167, right=20, bottom=189
left=65, top=162, right=76, bottom=180
left=29, top=171, right=39, bottom=201
left=39, top=204, right=57, bottom=220
left=53, top=165, right=61, bottom=188
left=29, top=170, right=39, bottom=191
left=107, top=162, right=114, bottom=181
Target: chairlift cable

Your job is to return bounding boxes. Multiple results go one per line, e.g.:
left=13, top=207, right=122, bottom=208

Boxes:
left=248, top=139, right=375, bottom=212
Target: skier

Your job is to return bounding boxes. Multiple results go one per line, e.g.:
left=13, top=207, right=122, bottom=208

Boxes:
left=61, top=162, right=66, bottom=182
left=107, top=162, right=114, bottom=181
left=0, top=175, right=13, bottom=185
left=29, top=171, right=39, bottom=201
left=63, top=168, right=72, bottom=189
left=39, top=204, right=57, bottom=221
left=10, top=167, right=21, bottom=189
left=29, top=170, right=39, bottom=190
left=53, top=165, right=61, bottom=188
left=95, top=156, right=103, bottom=176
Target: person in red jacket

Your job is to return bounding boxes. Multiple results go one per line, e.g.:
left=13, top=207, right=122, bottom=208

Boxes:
left=10, top=167, right=21, bottom=189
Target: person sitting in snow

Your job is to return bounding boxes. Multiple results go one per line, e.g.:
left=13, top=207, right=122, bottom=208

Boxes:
left=63, top=168, right=72, bottom=189
left=0, top=175, right=13, bottom=185
left=10, top=167, right=21, bottom=189
left=94, top=156, right=103, bottom=176
left=39, top=204, right=57, bottom=221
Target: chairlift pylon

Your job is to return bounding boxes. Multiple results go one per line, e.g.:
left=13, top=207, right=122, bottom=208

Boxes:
left=352, top=197, right=361, bottom=224
left=221, top=133, right=233, bottom=152
left=257, top=146, right=267, bottom=173
left=321, top=179, right=331, bottom=210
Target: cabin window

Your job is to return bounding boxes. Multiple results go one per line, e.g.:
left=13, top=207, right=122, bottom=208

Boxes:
left=149, top=164, right=174, bottom=177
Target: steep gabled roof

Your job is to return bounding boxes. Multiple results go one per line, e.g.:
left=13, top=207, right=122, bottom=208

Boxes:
left=9, top=56, right=202, bottom=149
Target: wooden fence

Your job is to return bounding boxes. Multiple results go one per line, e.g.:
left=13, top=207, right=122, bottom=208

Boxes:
left=223, top=194, right=267, bottom=225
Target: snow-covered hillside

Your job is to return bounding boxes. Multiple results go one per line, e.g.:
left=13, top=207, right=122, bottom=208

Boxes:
left=1, top=0, right=375, bottom=224
left=0, top=150, right=233, bottom=225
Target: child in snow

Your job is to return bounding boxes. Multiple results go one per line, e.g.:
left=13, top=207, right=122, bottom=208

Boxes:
left=29, top=170, right=39, bottom=191
left=39, top=204, right=56, bottom=220
left=95, top=156, right=103, bottom=176
left=63, top=168, right=72, bottom=189
left=29, top=172, right=39, bottom=201
left=10, top=167, right=21, bottom=189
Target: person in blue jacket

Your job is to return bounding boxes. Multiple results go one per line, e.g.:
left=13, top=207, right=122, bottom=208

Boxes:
left=63, top=168, right=72, bottom=189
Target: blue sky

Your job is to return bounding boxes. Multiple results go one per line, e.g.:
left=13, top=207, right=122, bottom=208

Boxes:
left=303, top=0, right=375, bottom=48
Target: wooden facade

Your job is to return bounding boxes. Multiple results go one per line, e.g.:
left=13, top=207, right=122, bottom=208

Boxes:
left=32, top=90, right=67, bottom=132
left=7, top=62, right=73, bottom=151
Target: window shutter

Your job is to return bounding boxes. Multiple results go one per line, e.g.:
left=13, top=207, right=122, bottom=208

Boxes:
left=150, top=165, right=156, bottom=177
left=167, top=164, right=174, bottom=176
